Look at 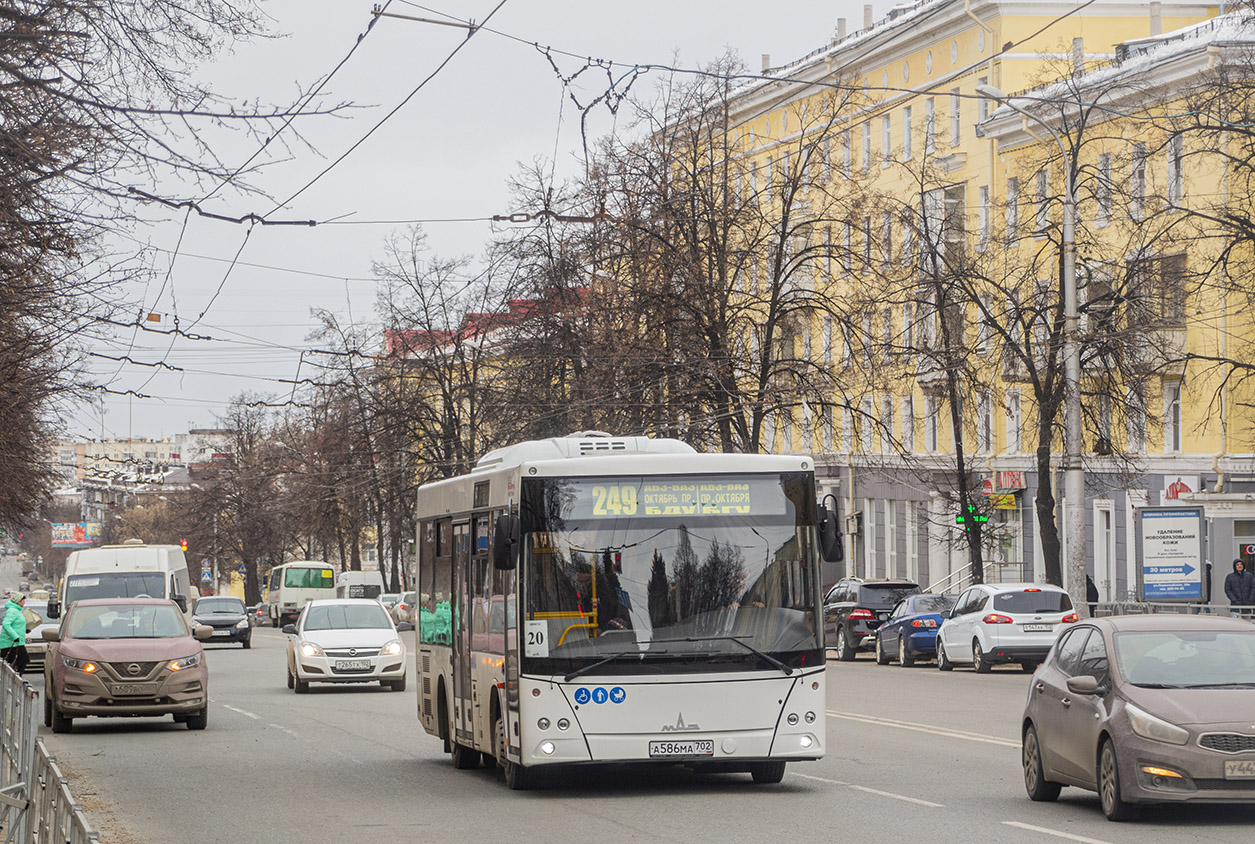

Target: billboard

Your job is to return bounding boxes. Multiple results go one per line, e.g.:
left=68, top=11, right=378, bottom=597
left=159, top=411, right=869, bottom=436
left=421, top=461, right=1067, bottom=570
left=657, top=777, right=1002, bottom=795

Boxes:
left=1136, top=506, right=1205, bottom=601
left=50, top=522, right=102, bottom=548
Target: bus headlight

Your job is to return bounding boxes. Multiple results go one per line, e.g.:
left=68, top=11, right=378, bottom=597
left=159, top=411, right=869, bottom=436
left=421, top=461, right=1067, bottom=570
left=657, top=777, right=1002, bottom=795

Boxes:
left=557, top=719, right=570, bottom=731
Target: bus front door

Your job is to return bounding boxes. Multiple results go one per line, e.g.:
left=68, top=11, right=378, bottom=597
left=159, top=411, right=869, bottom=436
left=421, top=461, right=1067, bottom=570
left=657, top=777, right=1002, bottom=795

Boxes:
left=452, top=522, right=473, bottom=742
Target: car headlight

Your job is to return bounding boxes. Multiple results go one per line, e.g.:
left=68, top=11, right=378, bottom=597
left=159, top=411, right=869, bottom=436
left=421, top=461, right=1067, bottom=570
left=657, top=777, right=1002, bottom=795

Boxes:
left=235, top=619, right=250, bottom=629
left=169, top=654, right=201, bottom=671
left=62, top=656, right=97, bottom=673
left=380, top=639, right=403, bottom=656
left=1125, top=703, right=1189, bottom=746
left=300, top=642, right=324, bottom=658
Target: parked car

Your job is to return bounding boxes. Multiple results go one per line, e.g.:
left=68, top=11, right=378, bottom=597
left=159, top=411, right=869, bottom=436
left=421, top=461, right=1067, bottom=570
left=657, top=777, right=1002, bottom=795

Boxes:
left=1022, top=615, right=1255, bottom=820
left=874, top=593, right=959, bottom=666
left=244, top=604, right=264, bottom=626
left=43, top=597, right=212, bottom=733
left=391, top=591, right=417, bottom=626
left=824, top=578, right=922, bottom=661
left=284, top=599, right=413, bottom=693
left=191, top=596, right=252, bottom=648
left=23, top=599, right=58, bottom=674
left=937, top=583, right=1076, bottom=673
left=380, top=593, right=401, bottom=612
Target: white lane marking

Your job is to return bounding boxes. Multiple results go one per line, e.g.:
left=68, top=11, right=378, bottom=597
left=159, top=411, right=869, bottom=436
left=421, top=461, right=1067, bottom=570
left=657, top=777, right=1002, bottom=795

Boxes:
left=269, top=723, right=300, bottom=738
left=848, top=784, right=945, bottom=807
left=794, top=772, right=943, bottom=807
left=1002, top=821, right=1115, bottom=844
left=221, top=704, right=260, bottom=720
left=828, top=710, right=1020, bottom=748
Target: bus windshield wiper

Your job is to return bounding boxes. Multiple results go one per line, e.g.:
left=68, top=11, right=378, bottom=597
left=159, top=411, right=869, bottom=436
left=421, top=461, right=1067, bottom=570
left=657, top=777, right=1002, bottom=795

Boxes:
left=563, top=649, right=666, bottom=682
left=654, top=636, right=794, bottom=675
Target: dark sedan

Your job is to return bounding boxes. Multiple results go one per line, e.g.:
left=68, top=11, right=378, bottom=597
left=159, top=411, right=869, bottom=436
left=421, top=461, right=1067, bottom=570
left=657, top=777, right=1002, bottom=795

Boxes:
left=875, top=593, right=959, bottom=666
left=191, top=596, right=252, bottom=648
left=1023, top=615, right=1255, bottom=821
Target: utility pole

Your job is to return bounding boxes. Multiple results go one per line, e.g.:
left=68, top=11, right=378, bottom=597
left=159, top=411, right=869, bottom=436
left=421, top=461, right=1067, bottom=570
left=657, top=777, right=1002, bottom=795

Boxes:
left=212, top=511, right=219, bottom=595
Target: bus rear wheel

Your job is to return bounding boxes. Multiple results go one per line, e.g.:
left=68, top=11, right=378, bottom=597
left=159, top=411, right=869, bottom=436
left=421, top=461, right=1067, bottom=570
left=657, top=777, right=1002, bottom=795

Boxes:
left=749, top=761, right=786, bottom=784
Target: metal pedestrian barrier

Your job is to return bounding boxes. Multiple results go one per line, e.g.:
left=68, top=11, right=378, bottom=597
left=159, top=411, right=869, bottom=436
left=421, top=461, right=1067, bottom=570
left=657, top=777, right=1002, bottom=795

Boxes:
left=0, top=662, right=98, bottom=844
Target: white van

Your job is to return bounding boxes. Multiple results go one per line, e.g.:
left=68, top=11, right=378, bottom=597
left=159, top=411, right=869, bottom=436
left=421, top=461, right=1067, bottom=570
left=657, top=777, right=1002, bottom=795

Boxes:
left=335, top=570, right=387, bottom=600
left=267, top=561, right=336, bottom=627
left=49, top=540, right=192, bottom=619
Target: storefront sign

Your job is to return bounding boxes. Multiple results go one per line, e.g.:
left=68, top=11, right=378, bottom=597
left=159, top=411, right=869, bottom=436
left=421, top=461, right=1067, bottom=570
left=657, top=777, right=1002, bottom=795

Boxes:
left=1137, top=506, right=1205, bottom=601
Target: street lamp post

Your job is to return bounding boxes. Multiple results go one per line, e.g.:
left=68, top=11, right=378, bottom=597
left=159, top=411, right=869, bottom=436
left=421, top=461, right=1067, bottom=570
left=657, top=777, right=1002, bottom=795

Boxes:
left=976, top=84, right=1087, bottom=617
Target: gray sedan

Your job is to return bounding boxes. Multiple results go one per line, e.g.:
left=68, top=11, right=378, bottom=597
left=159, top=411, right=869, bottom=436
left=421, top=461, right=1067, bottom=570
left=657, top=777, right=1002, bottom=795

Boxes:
left=1022, top=615, right=1255, bottom=820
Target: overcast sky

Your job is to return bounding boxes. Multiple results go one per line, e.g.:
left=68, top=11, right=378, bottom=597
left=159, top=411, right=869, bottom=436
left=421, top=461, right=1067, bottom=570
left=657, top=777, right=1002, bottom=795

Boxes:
left=78, top=0, right=870, bottom=441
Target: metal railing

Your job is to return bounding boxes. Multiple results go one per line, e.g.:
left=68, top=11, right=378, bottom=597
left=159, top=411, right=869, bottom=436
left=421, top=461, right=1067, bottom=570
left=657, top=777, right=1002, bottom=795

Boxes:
left=0, top=663, right=98, bottom=844
left=1089, top=600, right=1255, bottom=618
left=923, top=562, right=995, bottom=595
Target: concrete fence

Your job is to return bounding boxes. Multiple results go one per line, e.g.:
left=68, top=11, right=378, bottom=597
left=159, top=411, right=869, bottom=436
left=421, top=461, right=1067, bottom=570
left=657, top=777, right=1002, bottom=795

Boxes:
left=0, top=663, right=98, bottom=844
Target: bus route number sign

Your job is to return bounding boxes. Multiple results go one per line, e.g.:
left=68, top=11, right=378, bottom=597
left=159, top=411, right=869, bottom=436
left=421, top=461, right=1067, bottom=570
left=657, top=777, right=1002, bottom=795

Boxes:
left=587, top=481, right=755, bottom=517
left=524, top=620, right=549, bottom=657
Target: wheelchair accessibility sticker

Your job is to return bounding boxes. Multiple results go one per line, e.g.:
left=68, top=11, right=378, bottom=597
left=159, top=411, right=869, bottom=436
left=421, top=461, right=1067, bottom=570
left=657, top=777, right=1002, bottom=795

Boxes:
left=573, top=686, right=627, bottom=705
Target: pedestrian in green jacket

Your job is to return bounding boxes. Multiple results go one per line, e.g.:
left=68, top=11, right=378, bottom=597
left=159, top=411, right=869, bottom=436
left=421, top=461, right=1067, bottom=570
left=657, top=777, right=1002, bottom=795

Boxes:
left=1, top=592, right=30, bottom=674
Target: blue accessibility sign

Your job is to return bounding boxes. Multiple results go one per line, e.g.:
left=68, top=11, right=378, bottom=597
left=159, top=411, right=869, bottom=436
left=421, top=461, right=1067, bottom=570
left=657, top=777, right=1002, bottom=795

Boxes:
left=591, top=687, right=609, bottom=704
left=609, top=686, right=626, bottom=704
left=573, top=687, right=591, bottom=705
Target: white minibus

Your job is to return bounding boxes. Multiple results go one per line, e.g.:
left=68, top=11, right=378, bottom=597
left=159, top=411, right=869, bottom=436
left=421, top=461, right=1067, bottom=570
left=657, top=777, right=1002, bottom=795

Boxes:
left=48, top=540, right=193, bottom=619
left=267, top=561, right=336, bottom=627
left=336, top=570, right=387, bottom=600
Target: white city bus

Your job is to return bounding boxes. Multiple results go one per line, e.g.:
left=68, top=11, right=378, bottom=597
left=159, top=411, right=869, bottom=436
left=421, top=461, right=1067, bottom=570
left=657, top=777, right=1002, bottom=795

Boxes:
left=267, top=561, right=336, bottom=627
left=415, top=433, right=843, bottom=788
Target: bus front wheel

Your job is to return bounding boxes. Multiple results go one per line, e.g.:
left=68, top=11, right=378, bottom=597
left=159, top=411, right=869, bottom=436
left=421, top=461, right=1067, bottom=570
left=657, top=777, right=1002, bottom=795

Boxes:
left=749, top=761, right=786, bottom=784
left=496, top=714, right=529, bottom=790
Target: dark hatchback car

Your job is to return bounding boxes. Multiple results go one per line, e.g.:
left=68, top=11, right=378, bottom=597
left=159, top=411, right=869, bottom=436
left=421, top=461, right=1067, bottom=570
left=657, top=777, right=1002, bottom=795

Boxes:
left=825, top=578, right=922, bottom=661
left=191, top=596, right=252, bottom=648
left=874, top=593, right=959, bottom=666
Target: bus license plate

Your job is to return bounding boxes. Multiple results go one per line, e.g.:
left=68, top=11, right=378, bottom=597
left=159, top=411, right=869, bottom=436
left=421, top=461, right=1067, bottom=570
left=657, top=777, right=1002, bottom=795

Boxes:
left=649, top=740, right=714, bottom=758
left=111, top=683, right=158, bottom=696
left=1021, top=624, right=1053, bottom=632
left=335, top=660, right=371, bottom=671
left=1226, top=760, right=1255, bottom=779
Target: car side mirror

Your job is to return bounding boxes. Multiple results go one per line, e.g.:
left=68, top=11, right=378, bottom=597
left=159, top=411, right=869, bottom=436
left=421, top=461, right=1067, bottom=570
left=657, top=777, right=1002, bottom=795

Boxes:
left=46, top=600, right=60, bottom=619
left=282, top=624, right=297, bottom=635
left=397, top=622, right=414, bottom=632
left=493, top=514, right=520, bottom=571
left=173, top=594, right=188, bottom=613
left=1065, top=675, right=1101, bottom=695
left=818, top=502, right=844, bottom=563
left=193, top=624, right=214, bottom=641
left=41, top=627, right=60, bottom=642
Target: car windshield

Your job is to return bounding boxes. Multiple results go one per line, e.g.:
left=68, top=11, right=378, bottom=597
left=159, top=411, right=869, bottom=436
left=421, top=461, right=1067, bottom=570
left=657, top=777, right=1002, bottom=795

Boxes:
left=1115, top=629, right=1255, bottom=687
left=285, top=567, right=334, bottom=589
left=910, top=595, right=957, bottom=614
left=196, top=598, right=244, bottom=614
left=859, top=585, right=920, bottom=608
left=518, top=472, right=820, bottom=676
left=65, top=572, right=166, bottom=605
left=993, top=590, right=1072, bottom=613
left=64, top=604, right=187, bottom=639
left=303, top=604, right=392, bottom=631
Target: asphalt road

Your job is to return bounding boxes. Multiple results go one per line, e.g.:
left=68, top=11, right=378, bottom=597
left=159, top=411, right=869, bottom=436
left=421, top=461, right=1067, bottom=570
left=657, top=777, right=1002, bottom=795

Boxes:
left=3, top=556, right=1250, bottom=843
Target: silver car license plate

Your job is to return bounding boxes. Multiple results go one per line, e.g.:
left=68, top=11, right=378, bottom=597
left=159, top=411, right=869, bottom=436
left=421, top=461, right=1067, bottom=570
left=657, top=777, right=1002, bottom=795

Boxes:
left=1225, top=760, right=1255, bottom=779
left=111, top=683, right=159, bottom=696
left=212, top=629, right=232, bottom=636
left=648, top=740, right=714, bottom=758
left=1021, top=624, right=1053, bottom=632
left=335, top=659, right=371, bottom=671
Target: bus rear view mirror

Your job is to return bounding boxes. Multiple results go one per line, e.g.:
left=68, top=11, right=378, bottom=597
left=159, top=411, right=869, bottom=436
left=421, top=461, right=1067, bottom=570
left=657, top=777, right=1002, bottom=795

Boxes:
left=493, top=514, right=520, bottom=570
left=818, top=503, right=844, bottom=563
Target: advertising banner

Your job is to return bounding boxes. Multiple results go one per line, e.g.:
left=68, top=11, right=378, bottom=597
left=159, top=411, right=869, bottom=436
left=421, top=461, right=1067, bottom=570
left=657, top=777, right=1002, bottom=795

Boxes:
left=50, top=522, right=102, bottom=547
left=1137, top=507, right=1205, bottom=601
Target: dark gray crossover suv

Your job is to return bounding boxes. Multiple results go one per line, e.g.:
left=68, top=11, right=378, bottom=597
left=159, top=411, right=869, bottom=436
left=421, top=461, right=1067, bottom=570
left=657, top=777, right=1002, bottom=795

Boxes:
left=824, top=578, right=922, bottom=661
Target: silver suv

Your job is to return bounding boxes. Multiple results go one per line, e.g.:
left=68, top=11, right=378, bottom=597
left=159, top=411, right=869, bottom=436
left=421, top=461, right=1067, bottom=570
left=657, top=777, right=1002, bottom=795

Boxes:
left=936, top=583, right=1077, bottom=673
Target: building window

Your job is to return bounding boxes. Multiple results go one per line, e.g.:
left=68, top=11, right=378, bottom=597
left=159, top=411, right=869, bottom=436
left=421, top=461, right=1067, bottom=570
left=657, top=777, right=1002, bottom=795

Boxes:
left=906, top=501, right=920, bottom=583
left=861, top=395, right=875, bottom=452
left=842, top=406, right=853, bottom=450
left=842, top=129, right=852, bottom=177
left=881, top=395, right=894, bottom=452
left=764, top=156, right=773, bottom=203
left=862, top=123, right=872, bottom=173
left=975, top=295, right=991, bottom=353
left=881, top=210, right=893, bottom=267
left=903, top=303, right=914, bottom=352
left=977, top=391, right=992, bottom=452
left=862, top=311, right=874, bottom=366
left=885, top=500, right=898, bottom=577
left=862, top=216, right=872, bottom=267
left=977, top=76, right=989, bottom=121
left=1127, top=385, right=1146, bottom=453
left=823, top=315, right=834, bottom=363
left=842, top=325, right=853, bottom=367
left=924, top=395, right=938, bottom=452
left=881, top=114, right=892, bottom=164
left=902, top=106, right=913, bottom=161
left=902, top=395, right=915, bottom=453
left=1131, top=142, right=1146, bottom=220
left=924, top=97, right=936, bottom=154
left=782, top=408, right=794, bottom=451
left=902, top=208, right=915, bottom=265
left=1036, top=168, right=1049, bottom=231
left=1167, top=134, right=1183, bottom=207
left=1005, top=390, right=1022, bottom=453
left=1096, top=393, right=1112, bottom=454
left=823, top=404, right=834, bottom=451
left=1006, top=177, right=1019, bottom=240
left=842, top=222, right=853, bottom=274
left=803, top=325, right=813, bottom=362
left=1164, top=381, right=1182, bottom=452
left=824, top=225, right=832, bottom=277
left=1097, top=153, right=1111, bottom=226
left=977, top=185, right=990, bottom=250
left=863, top=497, right=876, bottom=578
left=950, top=88, right=961, bottom=146
left=882, top=305, right=893, bottom=361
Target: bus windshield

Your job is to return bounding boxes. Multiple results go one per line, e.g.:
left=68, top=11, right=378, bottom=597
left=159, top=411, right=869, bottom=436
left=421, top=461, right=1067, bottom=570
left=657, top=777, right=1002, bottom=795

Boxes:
left=520, top=472, right=819, bottom=676
left=65, top=572, right=166, bottom=605
left=284, top=567, right=335, bottom=589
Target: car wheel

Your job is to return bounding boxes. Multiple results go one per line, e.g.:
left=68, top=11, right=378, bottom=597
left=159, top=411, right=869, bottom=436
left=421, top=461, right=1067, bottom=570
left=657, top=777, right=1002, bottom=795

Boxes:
left=51, top=704, right=72, bottom=734
left=242, top=638, right=251, bottom=650
left=937, top=638, right=954, bottom=671
left=286, top=665, right=294, bottom=689
left=835, top=627, right=856, bottom=661
left=1020, top=661, right=1038, bottom=673
left=1023, top=724, right=1062, bottom=802
left=186, top=707, right=208, bottom=731
left=899, top=637, right=915, bottom=667
left=294, top=675, right=309, bottom=694
left=1099, top=738, right=1138, bottom=821
left=389, top=675, right=407, bottom=692
left=972, top=639, right=992, bottom=673
left=749, top=761, right=787, bottom=784
left=497, top=714, right=529, bottom=790
left=875, top=635, right=891, bottom=665
left=43, top=693, right=52, bottom=728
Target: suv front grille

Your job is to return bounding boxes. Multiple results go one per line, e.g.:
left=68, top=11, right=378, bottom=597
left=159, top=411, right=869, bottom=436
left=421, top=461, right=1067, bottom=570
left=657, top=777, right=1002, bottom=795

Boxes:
left=106, top=661, right=160, bottom=678
left=1200, top=733, right=1255, bottom=754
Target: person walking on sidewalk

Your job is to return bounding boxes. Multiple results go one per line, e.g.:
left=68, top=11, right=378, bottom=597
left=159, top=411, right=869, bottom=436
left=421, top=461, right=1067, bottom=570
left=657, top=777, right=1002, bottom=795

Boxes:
left=1224, top=559, right=1255, bottom=619
left=0, top=591, right=29, bottom=673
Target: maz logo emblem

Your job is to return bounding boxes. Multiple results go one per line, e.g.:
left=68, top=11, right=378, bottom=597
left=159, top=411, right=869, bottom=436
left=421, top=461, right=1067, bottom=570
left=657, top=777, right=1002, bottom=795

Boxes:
left=661, top=713, right=700, bottom=732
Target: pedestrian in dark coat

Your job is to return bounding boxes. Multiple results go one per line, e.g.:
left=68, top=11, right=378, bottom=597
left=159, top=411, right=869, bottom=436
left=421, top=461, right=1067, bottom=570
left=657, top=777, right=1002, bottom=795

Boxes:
left=1224, top=559, right=1255, bottom=617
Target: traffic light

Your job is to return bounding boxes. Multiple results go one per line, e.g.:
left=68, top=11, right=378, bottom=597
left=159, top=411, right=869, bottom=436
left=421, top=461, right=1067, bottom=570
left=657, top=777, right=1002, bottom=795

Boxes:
left=180, top=539, right=189, bottom=552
